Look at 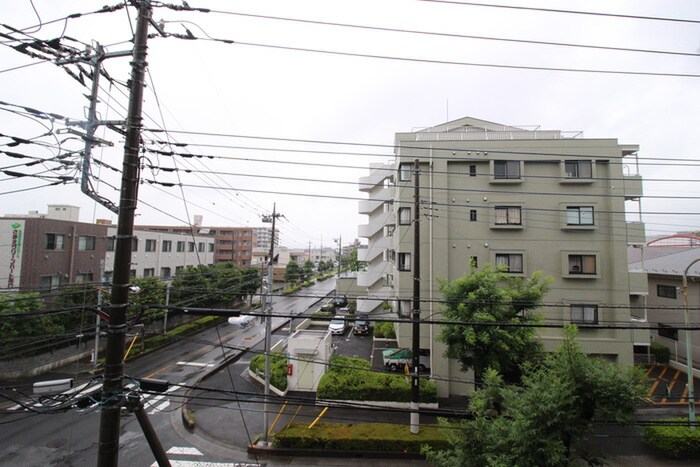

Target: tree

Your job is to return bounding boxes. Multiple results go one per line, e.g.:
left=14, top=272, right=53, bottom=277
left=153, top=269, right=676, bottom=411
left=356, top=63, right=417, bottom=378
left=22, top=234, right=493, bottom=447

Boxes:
left=438, top=264, right=553, bottom=383
left=284, top=259, right=301, bottom=285
left=128, top=276, right=165, bottom=324
left=348, top=248, right=364, bottom=272
left=425, top=327, right=647, bottom=467
left=0, top=291, right=55, bottom=339
left=303, top=260, right=314, bottom=280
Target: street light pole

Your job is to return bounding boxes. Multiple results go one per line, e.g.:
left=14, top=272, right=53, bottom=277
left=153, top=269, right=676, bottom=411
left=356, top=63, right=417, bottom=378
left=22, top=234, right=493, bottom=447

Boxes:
left=682, top=258, right=699, bottom=430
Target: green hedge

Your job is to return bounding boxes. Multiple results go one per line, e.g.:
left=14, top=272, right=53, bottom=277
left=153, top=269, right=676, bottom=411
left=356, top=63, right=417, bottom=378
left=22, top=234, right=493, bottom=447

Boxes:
left=373, top=321, right=396, bottom=339
left=282, top=285, right=302, bottom=295
left=644, top=418, right=700, bottom=458
left=651, top=342, right=671, bottom=364
left=250, top=352, right=288, bottom=391
left=273, top=422, right=449, bottom=452
left=131, top=316, right=225, bottom=357
left=317, top=356, right=437, bottom=403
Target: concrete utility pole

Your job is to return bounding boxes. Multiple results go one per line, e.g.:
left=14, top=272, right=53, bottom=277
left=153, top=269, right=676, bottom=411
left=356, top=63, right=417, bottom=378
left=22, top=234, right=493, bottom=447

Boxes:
left=97, top=3, right=168, bottom=466
left=683, top=258, right=700, bottom=430
left=335, top=235, right=342, bottom=277
left=261, top=204, right=281, bottom=446
left=410, top=158, right=421, bottom=434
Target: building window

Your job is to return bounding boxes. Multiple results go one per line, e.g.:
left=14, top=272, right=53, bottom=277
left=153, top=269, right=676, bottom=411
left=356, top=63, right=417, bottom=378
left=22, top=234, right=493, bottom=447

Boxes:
left=209, top=243, right=214, bottom=252
left=399, top=163, right=412, bottom=182
left=188, top=242, right=195, bottom=252
left=657, top=284, right=677, bottom=299
left=40, top=275, right=60, bottom=291
left=469, top=209, right=477, bottom=221
left=177, top=241, right=185, bottom=252
left=658, top=323, right=678, bottom=340
left=568, top=254, right=596, bottom=275
left=571, top=304, right=598, bottom=324
left=143, top=268, right=155, bottom=277
left=398, top=207, right=411, bottom=225
left=198, top=242, right=205, bottom=252
left=78, top=235, right=96, bottom=251
left=495, top=253, right=523, bottom=273
left=75, top=273, right=94, bottom=283
left=145, top=239, right=157, bottom=252
left=494, top=160, right=520, bottom=179
left=106, top=236, right=115, bottom=251
left=175, top=266, right=184, bottom=275
left=469, top=165, right=477, bottom=177
left=566, top=206, right=594, bottom=225
left=495, top=206, right=521, bottom=225
left=131, top=238, right=138, bottom=252
left=564, top=160, right=592, bottom=179
left=160, top=267, right=171, bottom=278
left=45, top=233, right=65, bottom=250
left=104, top=272, right=112, bottom=285
left=130, top=269, right=137, bottom=278
left=162, top=240, right=172, bottom=252
left=398, top=252, right=411, bottom=271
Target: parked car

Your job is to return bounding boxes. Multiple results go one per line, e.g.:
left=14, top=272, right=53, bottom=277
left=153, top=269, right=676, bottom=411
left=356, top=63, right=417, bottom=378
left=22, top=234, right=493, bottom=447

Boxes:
left=333, top=295, right=348, bottom=308
left=353, top=314, right=370, bottom=335
left=228, top=314, right=256, bottom=327
left=328, top=316, right=348, bottom=335
left=382, top=348, right=430, bottom=372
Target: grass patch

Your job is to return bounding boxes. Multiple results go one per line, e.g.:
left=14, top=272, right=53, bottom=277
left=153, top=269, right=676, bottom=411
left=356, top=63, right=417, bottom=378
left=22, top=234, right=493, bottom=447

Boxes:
left=273, top=422, right=449, bottom=452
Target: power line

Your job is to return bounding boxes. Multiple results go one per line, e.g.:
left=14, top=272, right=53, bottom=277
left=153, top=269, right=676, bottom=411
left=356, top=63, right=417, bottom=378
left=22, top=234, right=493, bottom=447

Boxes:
left=418, top=0, right=700, bottom=24
left=185, top=8, right=700, bottom=58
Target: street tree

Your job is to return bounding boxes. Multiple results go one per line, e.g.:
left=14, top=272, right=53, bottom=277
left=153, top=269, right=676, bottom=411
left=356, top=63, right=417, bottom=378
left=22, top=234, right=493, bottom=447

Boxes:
left=0, top=291, right=52, bottom=339
left=303, top=260, right=314, bottom=280
left=425, top=327, right=647, bottom=467
left=438, top=264, right=553, bottom=383
left=284, top=259, right=301, bottom=285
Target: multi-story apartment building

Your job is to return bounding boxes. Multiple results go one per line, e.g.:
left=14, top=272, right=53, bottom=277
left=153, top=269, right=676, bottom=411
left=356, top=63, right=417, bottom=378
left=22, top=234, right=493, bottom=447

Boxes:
left=136, top=223, right=257, bottom=266
left=252, top=227, right=277, bottom=252
left=104, top=227, right=215, bottom=283
left=0, top=205, right=217, bottom=292
left=629, top=234, right=700, bottom=368
left=358, top=116, right=646, bottom=396
left=1, top=210, right=108, bottom=291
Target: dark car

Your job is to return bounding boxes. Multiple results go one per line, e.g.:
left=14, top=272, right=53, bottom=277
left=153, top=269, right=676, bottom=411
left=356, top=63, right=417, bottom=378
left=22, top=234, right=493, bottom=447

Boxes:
left=333, top=295, right=349, bottom=308
left=353, top=314, right=370, bottom=335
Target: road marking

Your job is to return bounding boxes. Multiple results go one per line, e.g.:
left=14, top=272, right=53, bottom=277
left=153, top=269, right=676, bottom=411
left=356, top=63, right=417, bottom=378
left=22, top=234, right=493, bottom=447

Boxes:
left=166, top=446, right=202, bottom=455
left=152, top=462, right=262, bottom=467
left=177, top=361, right=215, bottom=368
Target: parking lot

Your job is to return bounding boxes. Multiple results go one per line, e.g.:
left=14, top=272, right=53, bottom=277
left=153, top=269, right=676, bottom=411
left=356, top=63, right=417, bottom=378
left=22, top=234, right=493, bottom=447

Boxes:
left=646, top=365, right=700, bottom=405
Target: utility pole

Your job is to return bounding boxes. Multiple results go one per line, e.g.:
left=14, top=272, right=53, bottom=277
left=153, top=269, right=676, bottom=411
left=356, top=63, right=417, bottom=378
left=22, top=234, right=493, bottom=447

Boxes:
left=683, top=258, right=699, bottom=430
left=97, top=3, right=165, bottom=466
left=410, top=158, right=421, bottom=434
left=93, top=260, right=105, bottom=372
left=335, top=235, right=342, bottom=277
left=261, top=204, right=281, bottom=446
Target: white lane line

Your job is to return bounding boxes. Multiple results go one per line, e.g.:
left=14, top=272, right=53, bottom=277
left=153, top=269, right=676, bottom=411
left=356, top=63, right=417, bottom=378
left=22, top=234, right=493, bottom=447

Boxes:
left=176, top=361, right=215, bottom=368
left=148, top=400, right=170, bottom=414
left=152, top=462, right=262, bottom=467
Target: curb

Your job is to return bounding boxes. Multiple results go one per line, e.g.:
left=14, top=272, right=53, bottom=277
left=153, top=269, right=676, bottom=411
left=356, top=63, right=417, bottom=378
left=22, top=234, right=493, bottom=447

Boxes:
left=247, top=445, right=425, bottom=459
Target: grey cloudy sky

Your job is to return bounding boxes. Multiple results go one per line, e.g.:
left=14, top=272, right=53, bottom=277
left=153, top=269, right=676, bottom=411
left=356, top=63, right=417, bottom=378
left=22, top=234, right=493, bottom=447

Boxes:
left=1, top=0, right=699, bottom=249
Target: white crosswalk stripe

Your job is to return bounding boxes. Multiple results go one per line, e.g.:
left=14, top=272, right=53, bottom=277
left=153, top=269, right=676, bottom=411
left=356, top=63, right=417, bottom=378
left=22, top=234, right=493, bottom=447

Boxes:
left=7, top=380, right=176, bottom=414
left=149, top=447, right=263, bottom=467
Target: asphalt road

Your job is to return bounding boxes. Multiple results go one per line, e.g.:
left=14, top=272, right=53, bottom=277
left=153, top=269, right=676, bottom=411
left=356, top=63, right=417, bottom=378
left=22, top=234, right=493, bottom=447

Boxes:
left=0, top=279, right=337, bottom=467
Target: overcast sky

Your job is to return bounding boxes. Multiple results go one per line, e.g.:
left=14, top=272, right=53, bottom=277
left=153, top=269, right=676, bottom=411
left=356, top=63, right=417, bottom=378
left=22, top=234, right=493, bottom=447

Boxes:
left=1, top=0, right=699, bottom=250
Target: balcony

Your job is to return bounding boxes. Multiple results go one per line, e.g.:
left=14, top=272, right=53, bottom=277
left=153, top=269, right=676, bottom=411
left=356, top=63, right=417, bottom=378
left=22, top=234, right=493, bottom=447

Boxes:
left=359, top=167, right=393, bottom=192
left=357, top=261, right=392, bottom=287
left=358, top=237, right=391, bottom=262
left=358, top=211, right=392, bottom=238
left=628, top=270, right=648, bottom=296
left=358, top=199, right=383, bottom=215
left=626, top=221, right=646, bottom=246
left=623, top=175, right=643, bottom=200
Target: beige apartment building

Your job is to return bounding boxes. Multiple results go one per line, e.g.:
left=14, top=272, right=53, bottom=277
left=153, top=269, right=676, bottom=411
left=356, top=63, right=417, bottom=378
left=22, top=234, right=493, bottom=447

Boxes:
left=358, top=117, right=646, bottom=396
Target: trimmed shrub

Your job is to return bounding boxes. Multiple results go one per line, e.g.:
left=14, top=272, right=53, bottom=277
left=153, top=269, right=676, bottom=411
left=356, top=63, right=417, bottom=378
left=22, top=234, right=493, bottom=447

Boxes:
left=250, top=352, right=288, bottom=391
left=373, top=321, right=396, bottom=339
left=644, top=418, right=700, bottom=458
left=273, top=422, right=449, bottom=452
left=317, top=356, right=437, bottom=403
left=282, top=285, right=302, bottom=295
left=650, top=341, right=671, bottom=364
